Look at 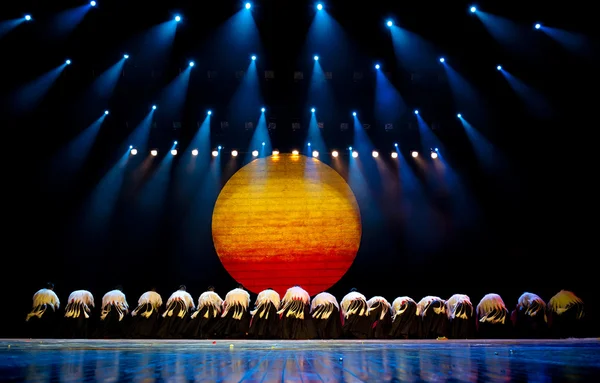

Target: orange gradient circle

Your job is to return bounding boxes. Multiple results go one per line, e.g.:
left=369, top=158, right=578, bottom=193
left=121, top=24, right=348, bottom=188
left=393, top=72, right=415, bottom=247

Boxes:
left=212, top=153, right=362, bottom=296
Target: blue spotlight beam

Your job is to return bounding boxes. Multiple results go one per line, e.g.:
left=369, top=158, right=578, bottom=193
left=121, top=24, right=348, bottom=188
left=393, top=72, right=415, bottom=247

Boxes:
left=308, top=58, right=333, bottom=115
left=304, top=8, right=352, bottom=74
left=123, top=109, right=155, bottom=153
left=458, top=116, right=507, bottom=174
left=246, top=111, right=272, bottom=162
left=475, top=11, right=539, bottom=55
left=441, top=63, right=487, bottom=119
left=0, top=19, right=27, bottom=39
left=229, top=60, right=263, bottom=138
left=11, top=62, right=68, bottom=113
left=124, top=21, right=178, bottom=72
left=375, top=69, right=406, bottom=125
left=540, top=27, right=592, bottom=57
left=156, top=65, right=192, bottom=120
left=389, top=26, right=439, bottom=72
left=49, top=4, right=94, bottom=38
left=306, top=112, right=327, bottom=155
left=499, top=69, right=551, bottom=118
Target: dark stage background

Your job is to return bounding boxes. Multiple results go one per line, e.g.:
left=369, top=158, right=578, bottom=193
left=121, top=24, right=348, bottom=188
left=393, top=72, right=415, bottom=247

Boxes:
left=1, top=0, right=597, bottom=336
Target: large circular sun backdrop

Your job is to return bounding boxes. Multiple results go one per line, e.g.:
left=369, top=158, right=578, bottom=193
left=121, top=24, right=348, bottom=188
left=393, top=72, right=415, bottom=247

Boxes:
left=212, top=153, right=362, bottom=296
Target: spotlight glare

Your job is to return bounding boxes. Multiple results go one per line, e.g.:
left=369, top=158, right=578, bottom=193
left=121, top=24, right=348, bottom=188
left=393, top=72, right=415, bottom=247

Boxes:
left=535, top=23, right=541, bottom=29
left=175, top=15, right=181, bottom=22
left=351, top=151, right=358, bottom=158
left=331, top=150, right=339, bottom=157
left=470, top=6, right=476, bottom=13
left=65, top=59, right=71, bottom=65
left=352, top=111, right=357, bottom=116
left=386, top=20, right=392, bottom=27
left=191, top=149, right=198, bottom=156
left=439, top=57, right=445, bottom=63
left=317, top=3, right=323, bottom=10
left=457, top=113, right=462, bottom=118
left=414, top=109, right=419, bottom=115
left=245, top=2, right=251, bottom=9
left=231, top=150, right=238, bottom=157
left=251, top=55, right=256, bottom=61
left=292, top=150, right=299, bottom=155
left=372, top=151, right=379, bottom=158
left=152, top=105, right=157, bottom=110
left=207, top=110, right=212, bottom=115
left=314, top=55, right=319, bottom=61
left=261, top=107, right=266, bottom=112
left=174, top=140, right=178, bottom=145
left=411, top=151, right=419, bottom=158
left=375, top=64, right=380, bottom=69
left=272, top=150, right=279, bottom=156
left=261, top=142, right=265, bottom=146
left=24, top=15, right=32, bottom=21
left=104, top=110, right=109, bottom=115
left=130, top=148, right=137, bottom=155
left=312, top=150, right=319, bottom=158
left=217, top=146, right=222, bottom=150
left=189, top=61, right=195, bottom=67
left=212, top=150, right=218, bottom=157
left=394, top=143, right=398, bottom=147
left=307, top=142, right=311, bottom=146
left=151, top=150, right=158, bottom=156
left=431, top=152, right=438, bottom=159
left=90, top=1, right=96, bottom=6
left=123, top=54, right=129, bottom=59
left=252, top=150, right=259, bottom=157
left=171, top=149, right=177, bottom=155
left=391, top=152, right=398, bottom=158
left=497, top=65, right=502, bottom=70
left=311, top=108, right=315, bottom=113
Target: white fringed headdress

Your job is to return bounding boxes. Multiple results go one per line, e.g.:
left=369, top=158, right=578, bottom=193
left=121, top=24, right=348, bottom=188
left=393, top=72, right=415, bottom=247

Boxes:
left=250, top=289, right=280, bottom=318
left=548, top=290, right=584, bottom=319
left=100, top=290, right=129, bottom=321
left=64, top=290, right=94, bottom=319
left=476, top=293, right=507, bottom=324
left=222, top=288, right=251, bottom=320
left=163, top=290, right=195, bottom=318
left=446, top=294, right=473, bottom=319
left=391, top=296, right=416, bottom=320
left=367, top=296, right=392, bottom=320
left=517, top=292, right=546, bottom=319
left=310, top=292, right=340, bottom=320
left=340, top=291, right=368, bottom=318
left=131, top=291, right=162, bottom=318
left=26, top=288, right=60, bottom=321
left=191, top=291, right=223, bottom=319
left=277, top=286, right=311, bottom=319
left=417, top=296, right=446, bottom=317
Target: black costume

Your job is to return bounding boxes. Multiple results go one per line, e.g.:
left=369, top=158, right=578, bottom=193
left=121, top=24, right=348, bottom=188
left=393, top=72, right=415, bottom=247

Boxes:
left=129, top=290, right=163, bottom=338
left=340, top=290, right=371, bottom=339
left=367, top=296, right=392, bottom=339
left=184, top=288, right=223, bottom=339
left=446, top=294, right=476, bottom=339
left=389, top=297, right=419, bottom=339
left=311, top=292, right=343, bottom=339
left=548, top=290, right=585, bottom=338
left=510, top=292, right=548, bottom=339
left=212, top=287, right=251, bottom=338
left=417, top=296, right=449, bottom=339
left=476, top=293, right=512, bottom=338
left=248, top=289, right=280, bottom=339
left=63, top=290, right=95, bottom=338
left=25, top=283, right=60, bottom=338
left=157, top=286, right=194, bottom=339
left=277, top=286, right=316, bottom=339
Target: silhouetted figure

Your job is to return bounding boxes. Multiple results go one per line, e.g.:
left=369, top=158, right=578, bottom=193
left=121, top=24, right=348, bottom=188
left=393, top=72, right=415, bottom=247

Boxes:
left=311, top=292, right=343, bottom=339
left=389, top=297, right=419, bottom=339
left=278, top=286, right=316, bottom=339
left=185, top=286, right=223, bottom=339
left=340, top=288, right=371, bottom=339
left=548, top=290, right=585, bottom=338
left=476, top=293, right=512, bottom=338
left=97, top=286, right=129, bottom=338
left=446, top=294, right=476, bottom=339
left=510, top=292, right=548, bottom=339
left=212, top=287, right=250, bottom=338
left=25, top=282, right=60, bottom=338
left=157, top=285, right=194, bottom=339
left=63, top=290, right=95, bottom=338
left=248, top=288, right=280, bottom=339
left=367, top=296, right=392, bottom=339
left=129, top=288, right=163, bottom=339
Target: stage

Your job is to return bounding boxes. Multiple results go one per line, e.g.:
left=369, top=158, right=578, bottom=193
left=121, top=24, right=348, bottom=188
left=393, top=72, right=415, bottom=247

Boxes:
left=1, top=339, right=599, bottom=381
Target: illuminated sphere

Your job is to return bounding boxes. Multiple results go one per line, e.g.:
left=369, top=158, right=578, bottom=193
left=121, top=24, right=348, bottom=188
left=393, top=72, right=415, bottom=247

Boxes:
left=331, top=150, right=339, bottom=157
left=191, top=149, right=198, bottom=156
left=391, top=152, right=398, bottom=158
left=352, top=151, right=358, bottom=158
left=431, top=152, right=438, bottom=159
left=312, top=150, right=319, bottom=158
left=150, top=150, right=158, bottom=156
left=292, top=150, right=299, bottom=155
left=171, top=149, right=177, bottom=155
left=130, top=148, right=137, bottom=155
left=212, top=154, right=362, bottom=295
left=411, top=151, right=418, bottom=158
left=212, top=150, right=219, bottom=157
left=252, top=150, right=259, bottom=157
left=231, top=150, right=238, bottom=157
left=372, top=151, right=379, bottom=158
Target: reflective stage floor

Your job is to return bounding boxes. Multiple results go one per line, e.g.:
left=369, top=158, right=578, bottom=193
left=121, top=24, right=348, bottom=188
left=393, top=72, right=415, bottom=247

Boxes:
left=1, top=338, right=599, bottom=382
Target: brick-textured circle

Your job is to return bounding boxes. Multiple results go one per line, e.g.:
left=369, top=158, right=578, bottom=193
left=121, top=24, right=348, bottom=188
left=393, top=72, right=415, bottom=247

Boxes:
left=212, top=153, right=362, bottom=296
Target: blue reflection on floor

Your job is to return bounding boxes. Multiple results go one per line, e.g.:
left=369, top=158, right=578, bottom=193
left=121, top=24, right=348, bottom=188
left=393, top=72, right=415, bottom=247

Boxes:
left=1, top=339, right=599, bottom=382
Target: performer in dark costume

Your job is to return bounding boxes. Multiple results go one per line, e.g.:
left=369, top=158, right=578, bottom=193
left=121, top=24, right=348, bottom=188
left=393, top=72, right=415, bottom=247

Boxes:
left=63, top=290, right=95, bottom=338
left=97, top=287, right=129, bottom=338
left=367, top=296, right=392, bottom=339
left=446, top=294, right=476, bottom=339
left=212, top=286, right=251, bottom=338
left=311, top=292, right=343, bottom=339
left=129, top=288, right=163, bottom=339
left=417, top=296, right=449, bottom=339
left=510, top=292, right=548, bottom=339
left=248, top=288, right=280, bottom=339
left=25, top=282, right=60, bottom=338
left=277, top=286, right=316, bottom=339
left=476, top=293, right=512, bottom=338
left=340, top=288, right=371, bottom=339
left=547, top=290, right=585, bottom=338
left=157, top=285, right=194, bottom=339
left=388, top=296, right=419, bottom=339
left=184, top=286, right=223, bottom=339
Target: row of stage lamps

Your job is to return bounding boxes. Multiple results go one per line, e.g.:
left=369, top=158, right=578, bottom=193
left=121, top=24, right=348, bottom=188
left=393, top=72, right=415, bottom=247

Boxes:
left=128, top=146, right=440, bottom=159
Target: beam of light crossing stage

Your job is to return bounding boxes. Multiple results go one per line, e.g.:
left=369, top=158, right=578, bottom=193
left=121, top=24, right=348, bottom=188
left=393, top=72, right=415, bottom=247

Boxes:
left=388, top=25, right=439, bottom=72
left=498, top=67, right=551, bottom=118
left=246, top=109, right=271, bottom=163
left=0, top=16, right=31, bottom=39
left=537, top=25, right=591, bottom=57
left=348, top=114, right=377, bottom=204
left=458, top=114, right=507, bottom=175
left=11, top=61, right=70, bottom=113
left=124, top=19, right=179, bottom=73
left=49, top=3, right=96, bottom=38
left=85, top=54, right=128, bottom=105
left=307, top=56, right=333, bottom=114
left=122, top=106, right=156, bottom=155
left=304, top=5, right=351, bottom=74
left=155, top=62, right=193, bottom=122
left=230, top=58, right=263, bottom=130
left=440, top=60, right=487, bottom=119
left=305, top=109, right=326, bottom=158
left=375, top=64, right=406, bottom=126
left=77, top=147, right=132, bottom=244
left=473, top=10, right=537, bottom=55
left=415, top=112, right=445, bottom=155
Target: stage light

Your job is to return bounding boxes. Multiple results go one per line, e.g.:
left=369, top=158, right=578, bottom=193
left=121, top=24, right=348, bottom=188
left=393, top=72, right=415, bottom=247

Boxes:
left=191, top=149, right=198, bottom=156
left=230, top=150, right=238, bottom=157
left=174, top=15, right=181, bottom=22
left=130, top=148, right=137, bottom=155
left=24, top=15, right=32, bottom=21
left=431, top=151, right=438, bottom=159
left=414, top=109, right=419, bottom=115
left=307, top=142, right=311, bottom=146
left=123, top=54, right=129, bottom=59
left=394, top=143, right=398, bottom=147
left=212, top=150, right=218, bottom=157
left=312, top=150, right=319, bottom=158
left=104, top=110, right=109, bottom=115
left=457, top=113, right=462, bottom=118
left=261, top=107, right=266, bottom=112
left=386, top=20, right=393, bottom=27
left=348, top=146, right=352, bottom=150
left=375, top=64, right=380, bottom=69
left=470, top=6, right=476, bottom=13
left=252, top=150, right=259, bottom=157
left=372, top=151, right=379, bottom=158
left=292, top=150, right=299, bottom=155
left=245, top=2, right=251, bottom=9
left=411, top=151, right=418, bottom=158
left=311, top=108, right=315, bottom=113
left=352, top=151, right=358, bottom=158
left=174, top=141, right=178, bottom=145
left=207, top=110, right=212, bottom=115
left=218, top=146, right=222, bottom=150
left=151, top=149, right=158, bottom=156
left=332, top=150, right=339, bottom=157
left=272, top=150, right=279, bottom=155
left=439, top=57, right=445, bottom=63
left=171, top=149, right=177, bottom=155
left=352, top=111, right=357, bottom=116
left=152, top=105, right=157, bottom=110
left=90, top=1, right=96, bottom=7
left=189, top=61, right=195, bottom=67
left=497, top=65, right=502, bottom=70
left=317, top=3, right=323, bottom=10
left=251, top=55, right=256, bottom=61
left=262, top=142, right=265, bottom=146
left=535, top=23, right=541, bottom=29
left=65, top=59, right=71, bottom=65
left=391, top=152, right=398, bottom=158
left=314, top=55, right=319, bottom=61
